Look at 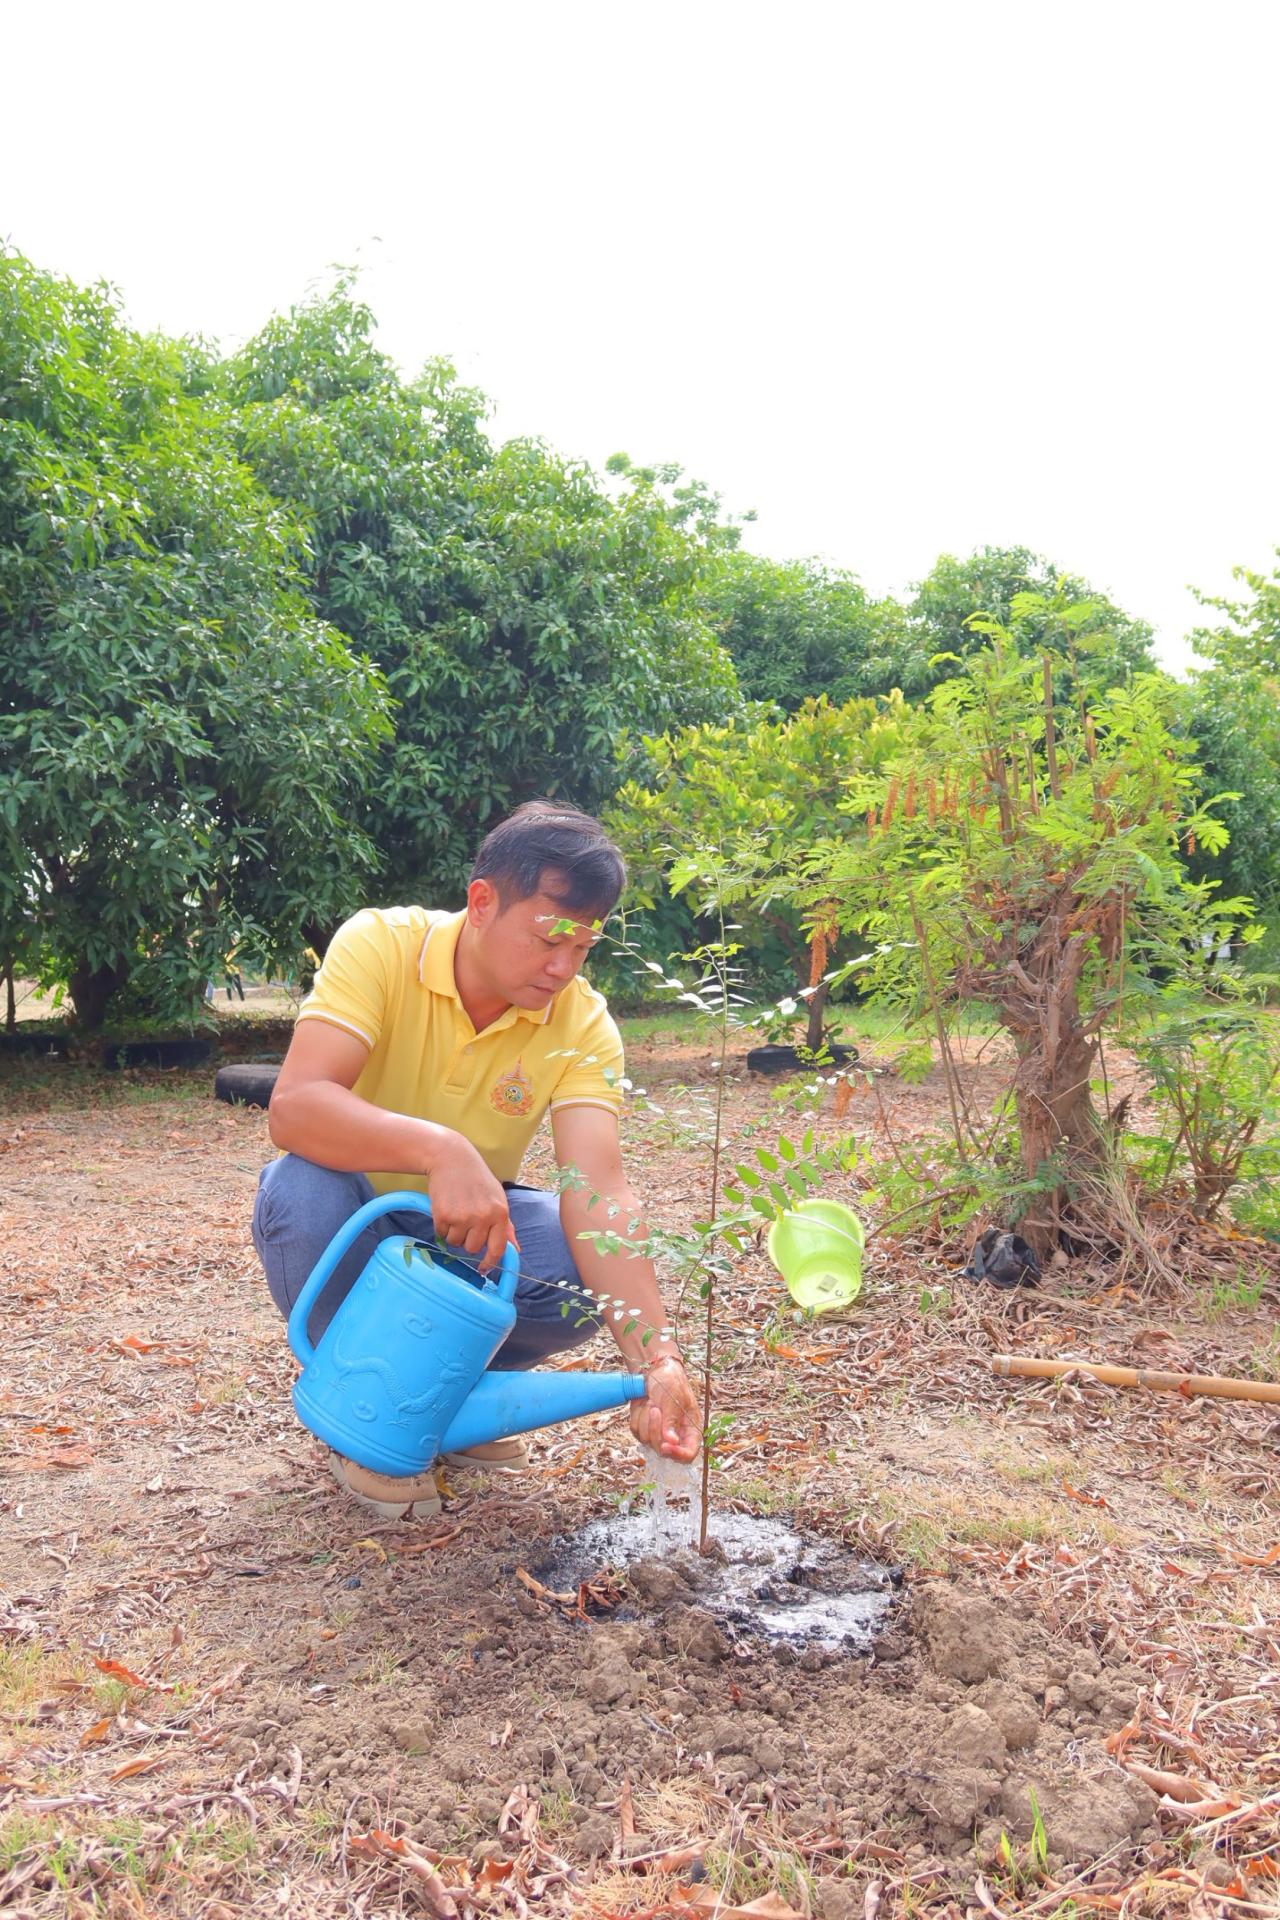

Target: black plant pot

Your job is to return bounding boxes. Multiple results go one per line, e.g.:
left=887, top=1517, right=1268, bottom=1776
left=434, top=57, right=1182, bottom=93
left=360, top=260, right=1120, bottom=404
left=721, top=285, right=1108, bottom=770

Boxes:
left=745, top=1041, right=857, bottom=1077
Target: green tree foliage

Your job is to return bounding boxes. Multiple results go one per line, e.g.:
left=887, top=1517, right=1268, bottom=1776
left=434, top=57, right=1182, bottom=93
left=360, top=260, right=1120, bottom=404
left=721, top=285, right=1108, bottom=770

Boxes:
left=903, top=545, right=1155, bottom=695
left=1184, top=554, right=1280, bottom=924
left=603, top=452, right=748, bottom=555
left=610, top=697, right=912, bottom=1048
left=227, top=293, right=739, bottom=908
left=669, top=540, right=1155, bottom=717
left=811, top=591, right=1243, bottom=1254
left=1131, top=995, right=1280, bottom=1221
left=700, top=550, right=911, bottom=710
left=0, top=253, right=390, bottom=1028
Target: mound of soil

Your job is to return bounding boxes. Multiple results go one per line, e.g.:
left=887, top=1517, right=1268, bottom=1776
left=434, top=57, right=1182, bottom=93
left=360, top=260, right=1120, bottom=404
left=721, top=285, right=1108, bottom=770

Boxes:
left=206, top=1520, right=1155, bottom=1886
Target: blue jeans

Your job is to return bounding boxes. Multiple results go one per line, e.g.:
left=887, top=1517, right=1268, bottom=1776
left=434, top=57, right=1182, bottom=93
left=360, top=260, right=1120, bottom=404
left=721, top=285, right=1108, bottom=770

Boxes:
left=252, top=1155, right=603, bottom=1370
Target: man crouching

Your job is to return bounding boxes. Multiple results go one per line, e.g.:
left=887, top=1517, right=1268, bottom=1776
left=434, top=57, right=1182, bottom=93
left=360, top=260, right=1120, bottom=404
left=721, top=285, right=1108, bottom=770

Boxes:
left=252, top=801, right=701, bottom=1519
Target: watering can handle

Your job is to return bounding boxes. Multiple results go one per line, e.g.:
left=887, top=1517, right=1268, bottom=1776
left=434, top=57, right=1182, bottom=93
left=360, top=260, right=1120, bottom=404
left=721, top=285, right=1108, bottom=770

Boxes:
left=287, top=1188, right=520, bottom=1364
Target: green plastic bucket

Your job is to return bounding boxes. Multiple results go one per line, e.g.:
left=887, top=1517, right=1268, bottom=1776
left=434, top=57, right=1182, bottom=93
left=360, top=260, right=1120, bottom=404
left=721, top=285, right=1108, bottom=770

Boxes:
left=767, top=1199, right=864, bottom=1313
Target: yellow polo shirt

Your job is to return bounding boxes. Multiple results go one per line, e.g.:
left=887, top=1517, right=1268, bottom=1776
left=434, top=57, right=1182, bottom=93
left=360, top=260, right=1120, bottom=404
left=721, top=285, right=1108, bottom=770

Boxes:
left=296, top=906, right=624, bottom=1195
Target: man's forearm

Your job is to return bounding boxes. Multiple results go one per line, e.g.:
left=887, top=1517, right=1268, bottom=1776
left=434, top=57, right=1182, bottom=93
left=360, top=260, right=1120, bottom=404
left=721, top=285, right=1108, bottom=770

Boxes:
left=269, top=1079, right=454, bottom=1178
left=561, top=1188, right=681, bottom=1369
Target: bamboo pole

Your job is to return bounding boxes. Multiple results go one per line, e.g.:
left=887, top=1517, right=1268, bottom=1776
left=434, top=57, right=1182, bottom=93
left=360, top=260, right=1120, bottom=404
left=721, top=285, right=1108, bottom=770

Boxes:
left=992, top=1353, right=1280, bottom=1406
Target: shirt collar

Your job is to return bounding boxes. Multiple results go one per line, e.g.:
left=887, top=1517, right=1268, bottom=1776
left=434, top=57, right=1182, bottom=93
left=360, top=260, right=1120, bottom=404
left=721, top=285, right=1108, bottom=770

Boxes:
left=417, top=909, right=556, bottom=1027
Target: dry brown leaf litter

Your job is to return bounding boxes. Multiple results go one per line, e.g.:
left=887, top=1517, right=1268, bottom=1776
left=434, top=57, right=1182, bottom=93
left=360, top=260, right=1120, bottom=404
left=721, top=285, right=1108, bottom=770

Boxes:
left=1, top=1027, right=1278, bottom=1919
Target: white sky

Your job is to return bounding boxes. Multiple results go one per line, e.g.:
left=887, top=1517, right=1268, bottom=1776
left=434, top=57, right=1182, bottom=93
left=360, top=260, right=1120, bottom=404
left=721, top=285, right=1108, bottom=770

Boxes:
left=6, top=1, right=1279, bottom=676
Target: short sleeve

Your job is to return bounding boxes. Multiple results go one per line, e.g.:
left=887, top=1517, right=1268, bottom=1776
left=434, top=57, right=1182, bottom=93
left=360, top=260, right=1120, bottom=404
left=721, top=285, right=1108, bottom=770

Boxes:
left=549, top=991, right=625, bottom=1117
left=296, top=910, right=388, bottom=1052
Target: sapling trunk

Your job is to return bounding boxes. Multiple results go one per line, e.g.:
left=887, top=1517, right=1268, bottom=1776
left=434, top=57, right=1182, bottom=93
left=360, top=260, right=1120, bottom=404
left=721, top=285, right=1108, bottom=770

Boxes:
left=1006, top=975, right=1103, bottom=1256
left=698, top=916, right=731, bottom=1554
left=4, top=961, right=14, bottom=1034
left=805, top=977, right=830, bottom=1055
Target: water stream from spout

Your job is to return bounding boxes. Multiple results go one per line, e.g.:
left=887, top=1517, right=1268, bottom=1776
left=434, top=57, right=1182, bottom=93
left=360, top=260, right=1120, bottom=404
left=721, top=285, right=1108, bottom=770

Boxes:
left=639, top=1445, right=704, bottom=1552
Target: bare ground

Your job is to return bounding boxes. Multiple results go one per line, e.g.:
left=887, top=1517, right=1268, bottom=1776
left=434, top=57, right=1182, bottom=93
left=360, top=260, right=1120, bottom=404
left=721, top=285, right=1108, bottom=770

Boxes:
left=2, top=1027, right=1278, bottom=1919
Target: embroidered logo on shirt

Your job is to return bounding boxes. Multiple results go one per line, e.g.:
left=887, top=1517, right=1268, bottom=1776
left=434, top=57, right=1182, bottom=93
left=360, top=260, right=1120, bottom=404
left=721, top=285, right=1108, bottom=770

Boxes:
left=490, top=1057, right=535, bottom=1118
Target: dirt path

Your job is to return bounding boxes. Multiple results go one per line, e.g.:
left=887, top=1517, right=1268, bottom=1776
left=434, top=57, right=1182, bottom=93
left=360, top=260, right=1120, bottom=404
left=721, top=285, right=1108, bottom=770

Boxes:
left=2, top=1040, right=1278, bottom=1918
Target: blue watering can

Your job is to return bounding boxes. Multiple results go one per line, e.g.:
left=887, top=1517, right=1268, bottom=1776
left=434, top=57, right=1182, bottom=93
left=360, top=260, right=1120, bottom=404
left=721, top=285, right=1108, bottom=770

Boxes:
left=288, top=1190, right=645, bottom=1477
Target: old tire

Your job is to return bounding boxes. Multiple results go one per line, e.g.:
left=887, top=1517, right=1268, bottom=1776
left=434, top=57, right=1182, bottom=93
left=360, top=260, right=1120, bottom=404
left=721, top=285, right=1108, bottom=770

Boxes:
left=214, top=1063, right=281, bottom=1109
left=0, top=1029, right=70, bottom=1059
left=745, top=1042, right=858, bottom=1076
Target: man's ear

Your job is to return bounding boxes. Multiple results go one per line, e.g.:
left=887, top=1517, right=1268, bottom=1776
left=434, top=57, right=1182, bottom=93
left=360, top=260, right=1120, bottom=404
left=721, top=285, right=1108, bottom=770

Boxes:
left=467, top=877, right=500, bottom=926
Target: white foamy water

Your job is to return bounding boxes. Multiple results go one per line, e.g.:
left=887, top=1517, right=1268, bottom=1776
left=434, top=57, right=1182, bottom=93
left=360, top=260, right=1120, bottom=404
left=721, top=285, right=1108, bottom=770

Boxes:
left=639, top=1445, right=704, bottom=1551
left=541, top=1503, right=899, bottom=1650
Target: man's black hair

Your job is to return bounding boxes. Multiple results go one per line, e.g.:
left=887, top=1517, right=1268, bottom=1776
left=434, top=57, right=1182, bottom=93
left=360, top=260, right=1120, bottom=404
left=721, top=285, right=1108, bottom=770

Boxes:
left=470, top=801, right=626, bottom=918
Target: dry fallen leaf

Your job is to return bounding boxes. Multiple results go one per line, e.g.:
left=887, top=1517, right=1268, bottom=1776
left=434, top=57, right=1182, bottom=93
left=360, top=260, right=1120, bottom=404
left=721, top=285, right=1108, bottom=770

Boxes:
left=109, top=1755, right=167, bottom=1781
left=676, top=1892, right=806, bottom=1920
left=1126, top=1762, right=1213, bottom=1803
left=1061, top=1479, right=1109, bottom=1509
left=348, top=1831, right=460, bottom=1920
left=393, top=1526, right=465, bottom=1553
left=94, top=1658, right=148, bottom=1689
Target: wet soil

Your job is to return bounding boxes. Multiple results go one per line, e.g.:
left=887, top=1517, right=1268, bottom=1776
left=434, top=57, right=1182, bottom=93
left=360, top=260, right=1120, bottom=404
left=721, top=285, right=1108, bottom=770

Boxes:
left=541, top=1509, right=900, bottom=1652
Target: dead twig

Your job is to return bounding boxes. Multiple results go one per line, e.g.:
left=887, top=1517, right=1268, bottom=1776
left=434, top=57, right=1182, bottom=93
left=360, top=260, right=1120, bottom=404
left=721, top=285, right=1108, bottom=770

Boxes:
left=515, top=1567, right=575, bottom=1608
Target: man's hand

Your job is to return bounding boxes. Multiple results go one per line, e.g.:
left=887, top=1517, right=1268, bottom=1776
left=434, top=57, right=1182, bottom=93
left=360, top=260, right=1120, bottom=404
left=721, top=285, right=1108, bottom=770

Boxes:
left=426, top=1132, right=516, bottom=1273
left=628, top=1355, right=701, bottom=1463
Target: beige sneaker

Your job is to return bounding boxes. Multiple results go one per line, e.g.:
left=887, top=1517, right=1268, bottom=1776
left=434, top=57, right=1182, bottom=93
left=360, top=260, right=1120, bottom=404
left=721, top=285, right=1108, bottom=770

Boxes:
left=326, top=1451, right=443, bottom=1521
left=440, top=1437, right=529, bottom=1472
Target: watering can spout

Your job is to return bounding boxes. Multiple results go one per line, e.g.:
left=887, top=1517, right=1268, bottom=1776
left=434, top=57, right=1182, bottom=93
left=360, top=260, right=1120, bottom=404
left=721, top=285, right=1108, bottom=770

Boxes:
left=441, top=1368, right=645, bottom=1456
